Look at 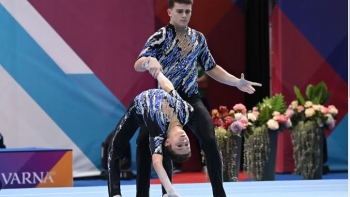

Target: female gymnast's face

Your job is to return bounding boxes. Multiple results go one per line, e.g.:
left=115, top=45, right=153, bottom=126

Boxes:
left=167, top=3, right=192, bottom=28
left=166, top=129, right=191, bottom=155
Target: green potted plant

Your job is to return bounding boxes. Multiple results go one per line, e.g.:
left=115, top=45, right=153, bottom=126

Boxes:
left=243, top=94, right=291, bottom=181
left=289, top=82, right=337, bottom=179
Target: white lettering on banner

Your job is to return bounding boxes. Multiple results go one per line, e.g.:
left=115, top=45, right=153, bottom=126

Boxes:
left=1, top=172, right=55, bottom=185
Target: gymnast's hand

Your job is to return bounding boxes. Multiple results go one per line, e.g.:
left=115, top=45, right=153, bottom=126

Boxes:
left=142, top=57, right=163, bottom=78
left=236, top=73, right=262, bottom=94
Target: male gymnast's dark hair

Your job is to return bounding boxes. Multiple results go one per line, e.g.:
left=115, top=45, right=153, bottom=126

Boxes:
left=164, top=144, right=191, bottom=163
left=168, top=0, right=193, bottom=9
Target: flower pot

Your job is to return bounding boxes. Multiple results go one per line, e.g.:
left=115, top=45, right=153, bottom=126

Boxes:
left=311, top=132, right=324, bottom=179
left=261, top=129, right=279, bottom=181
left=243, top=126, right=268, bottom=181
left=292, top=121, right=324, bottom=179
left=222, top=134, right=242, bottom=182
left=243, top=126, right=279, bottom=181
left=215, top=128, right=243, bottom=182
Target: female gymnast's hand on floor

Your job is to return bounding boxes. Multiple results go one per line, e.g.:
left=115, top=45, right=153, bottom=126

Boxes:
left=163, top=192, right=181, bottom=197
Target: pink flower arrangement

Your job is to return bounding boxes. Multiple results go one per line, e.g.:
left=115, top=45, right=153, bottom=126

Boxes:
left=211, top=104, right=248, bottom=135
left=288, top=100, right=338, bottom=129
left=240, top=94, right=292, bottom=131
left=211, top=106, right=232, bottom=129
left=233, top=104, right=247, bottom=114
left=246, top=107, right=292, bottom=131
left=285, top=108, right=295, bottom=119
left=238, top=115, right=248, bottom=129
left=212, top=93, right=296, bottom=135
left=274, top=114, right=288, bottom=123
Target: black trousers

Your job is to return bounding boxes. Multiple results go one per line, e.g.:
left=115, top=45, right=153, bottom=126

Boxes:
left=107, top=103, right=143, bottom=197
left=136, top=95, right=226, bottom=197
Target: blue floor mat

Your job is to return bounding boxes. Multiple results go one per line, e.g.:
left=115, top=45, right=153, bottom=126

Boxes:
left=2, top=179, right=348, bottom=197
left=74, top=179, right=135, bottom=187
left=242, top=172, right=348, bottom=181
left=73, top=172, right=347, bottom=187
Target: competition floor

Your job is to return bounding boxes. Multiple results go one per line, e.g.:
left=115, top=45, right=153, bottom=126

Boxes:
left=0, top=179, right=348, bottom=197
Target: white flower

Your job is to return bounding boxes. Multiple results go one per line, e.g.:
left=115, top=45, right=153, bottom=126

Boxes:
left=272, top=111, right=280, bottom=116
left=267, top=119, right=279, bottom=130
left=328, top=105, right=338, bottom=115
left=235, top=112, right=243, bottom=120
left=247, top=112, right=257, bottom=122
left=312, top=104, right=322, bottom=111
left=291, top=101, right=298, bottom=109
left=305, top=107, right=315, bottom=118
left=285, top=119, right=292, bottom=128
left=304, top=101, right=313, bottom=108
